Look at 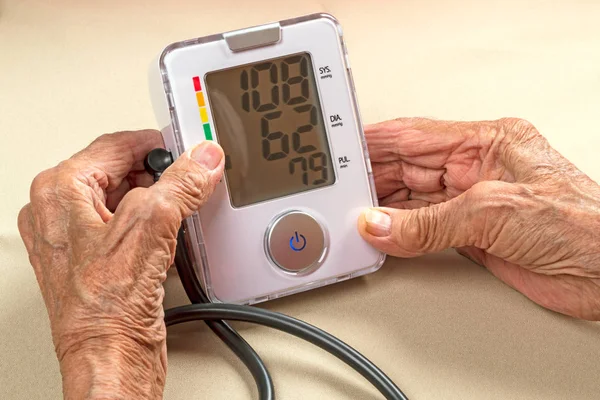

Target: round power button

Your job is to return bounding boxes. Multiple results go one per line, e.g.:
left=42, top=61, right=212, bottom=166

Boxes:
left=265, top=211, right=327, bottom=273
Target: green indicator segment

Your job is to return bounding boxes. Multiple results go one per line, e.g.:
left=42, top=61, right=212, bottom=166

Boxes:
left=203, top=123, right=213, bottom=140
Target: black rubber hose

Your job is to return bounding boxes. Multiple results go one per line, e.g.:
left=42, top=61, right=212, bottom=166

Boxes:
left=165, top=303, right=409, bottom=400
left=146, top=148, right=274, bottom=399
left=174, top=228, right=275, bottom=400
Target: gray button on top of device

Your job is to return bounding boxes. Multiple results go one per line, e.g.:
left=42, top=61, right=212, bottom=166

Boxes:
left=265, top=211, right=327, bottom=273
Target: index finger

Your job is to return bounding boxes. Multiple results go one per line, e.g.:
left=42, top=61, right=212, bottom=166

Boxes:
left=71, top=129, right=164, bottom=190
left=364, top=118, right=486, bottom=169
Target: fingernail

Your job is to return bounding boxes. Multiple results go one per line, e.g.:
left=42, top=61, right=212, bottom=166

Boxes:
left=365, top=209, right=392, bottom=237
left=191, top=141, right=223, bottom=170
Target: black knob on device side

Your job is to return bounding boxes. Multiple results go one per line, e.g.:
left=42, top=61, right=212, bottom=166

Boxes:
left=144, top=148, right=174, bottom=182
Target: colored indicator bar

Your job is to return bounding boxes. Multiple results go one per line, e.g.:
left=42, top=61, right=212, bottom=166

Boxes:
left=199, top=107, right=208, bottom=123
left=203, top=123, right=213, bottom=140
left=196, top=92, right=205, bottom=107
left=193, top=76, right=201, bottom=92
left=193, top=76, right=213, bottom=141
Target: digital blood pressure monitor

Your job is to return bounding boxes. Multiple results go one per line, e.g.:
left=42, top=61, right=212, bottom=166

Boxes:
left=149, top=13, right=384, bottom=305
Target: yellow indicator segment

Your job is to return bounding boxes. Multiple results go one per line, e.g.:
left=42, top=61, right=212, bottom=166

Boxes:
left=199, top=107, right=208, bottom=123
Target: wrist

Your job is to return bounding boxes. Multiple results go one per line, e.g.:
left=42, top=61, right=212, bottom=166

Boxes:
left=59, top=335, right=166, bottom=400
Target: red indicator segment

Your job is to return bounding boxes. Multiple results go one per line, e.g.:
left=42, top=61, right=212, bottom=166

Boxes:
left=193, top=76, right=201, bottom=92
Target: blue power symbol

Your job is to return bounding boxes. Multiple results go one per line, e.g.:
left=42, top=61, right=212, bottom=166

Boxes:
left=289, top=231, right=307, bottom=252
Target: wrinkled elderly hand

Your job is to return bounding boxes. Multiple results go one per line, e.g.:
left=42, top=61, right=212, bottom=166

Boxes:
left=359, top=118, right=600, bottom=320
left=18, top=130, right=224, bottom=399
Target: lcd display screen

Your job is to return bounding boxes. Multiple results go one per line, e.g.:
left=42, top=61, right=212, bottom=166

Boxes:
left=205, top=52, right=335, bottom=207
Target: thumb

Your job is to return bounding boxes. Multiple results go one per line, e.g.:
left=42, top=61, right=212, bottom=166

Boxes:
left=358, top=181, right=510, bottom=257
left=110, top=140, right=224, bottom=239
left=151, top=140, right=225, bottom=223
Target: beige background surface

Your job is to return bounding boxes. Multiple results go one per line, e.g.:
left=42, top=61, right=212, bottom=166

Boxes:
left=1, top=0, right=599, bottom=399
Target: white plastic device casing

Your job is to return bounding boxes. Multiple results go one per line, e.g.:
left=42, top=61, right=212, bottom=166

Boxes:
left=149, top=13, right=385, bottom=305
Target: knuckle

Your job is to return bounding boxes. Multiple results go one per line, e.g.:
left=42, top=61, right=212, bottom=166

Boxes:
left=467, top=180, right=529, bottom=204
left=83, top=132, right=130, bottom=158
left=164, top=163, right=211, bottom=202
left=465, top=181, right=510, bottom=204
left=465, top=181, right=493, bottom=202
left=91, top=132, right=117, bottom=145
left=54, top=167, right=80, bottom=198
left=56, top=158, right=75, bottom=170
left=30, top=168, right=58, bottom=203
left=30, top=161, right=81, bottom=204
left=122, top=186, right=147, bottom=207
left=464, top=181, right=531, bottom=247
left=405, top=117, right=437, bottom=131
left=498, top=117, right=540, bottom=141
left=398, top=206, right=441, bottom=254
left=145, top=190, right=181, bottom=228
left=78, top=133, right=115, bottom=157
left=464, top=182, right=510, bottom=224
left=17, top=204, right=33, bottom=236
left=89, top=130, right=140, bottom=148
left=393, top=162, right=405, bottom=182
left=407, top=209, right=434, bottom=252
